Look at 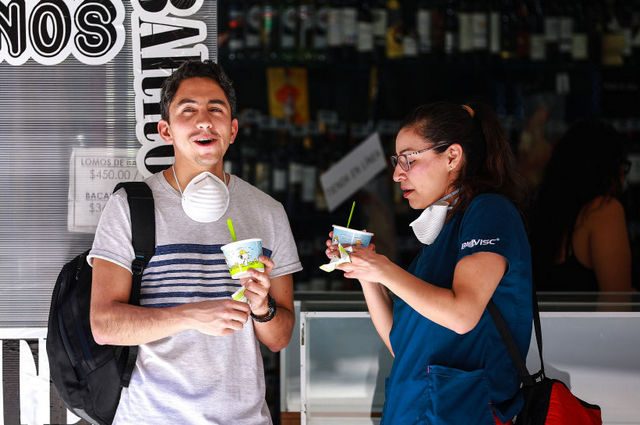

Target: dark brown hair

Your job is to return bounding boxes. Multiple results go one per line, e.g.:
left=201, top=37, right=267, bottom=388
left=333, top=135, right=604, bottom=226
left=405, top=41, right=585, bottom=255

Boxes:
left=160, top=60, right=237, bottom=121
left=400, top=101, right=527, bottom=213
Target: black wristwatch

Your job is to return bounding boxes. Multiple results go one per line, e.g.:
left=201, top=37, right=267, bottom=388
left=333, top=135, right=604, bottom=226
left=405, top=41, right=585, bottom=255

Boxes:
left=251, top=295, right=276, bottom=323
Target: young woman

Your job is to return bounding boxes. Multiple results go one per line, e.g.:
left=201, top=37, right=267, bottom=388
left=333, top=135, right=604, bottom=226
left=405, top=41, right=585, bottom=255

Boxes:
left=530, top=119, right=633, bottom=292
left=327, top=102, right=532, bottom=424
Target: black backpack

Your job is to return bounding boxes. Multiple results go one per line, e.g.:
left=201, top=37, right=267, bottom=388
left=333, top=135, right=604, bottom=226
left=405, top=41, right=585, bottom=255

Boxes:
left=47, top=182, right=155, bottom=425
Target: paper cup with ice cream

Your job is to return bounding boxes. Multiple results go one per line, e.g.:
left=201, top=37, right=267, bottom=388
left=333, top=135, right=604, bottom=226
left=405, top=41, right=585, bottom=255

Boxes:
left=331, top=225, right=373, bottom=248
left=221, top=238, right=265, bottom=279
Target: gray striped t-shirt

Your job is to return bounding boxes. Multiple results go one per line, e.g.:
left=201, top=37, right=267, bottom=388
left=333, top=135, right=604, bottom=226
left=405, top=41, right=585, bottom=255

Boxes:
left=88, top=172, right=302, bottom=424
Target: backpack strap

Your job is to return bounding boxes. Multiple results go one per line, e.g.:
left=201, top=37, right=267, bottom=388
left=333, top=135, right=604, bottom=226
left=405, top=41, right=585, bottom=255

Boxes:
left=113, top=181, right=155, bottom=387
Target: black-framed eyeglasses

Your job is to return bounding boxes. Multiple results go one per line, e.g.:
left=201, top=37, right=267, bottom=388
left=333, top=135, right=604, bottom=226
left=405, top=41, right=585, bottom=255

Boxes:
left=390, top=143, right=449, bottom=172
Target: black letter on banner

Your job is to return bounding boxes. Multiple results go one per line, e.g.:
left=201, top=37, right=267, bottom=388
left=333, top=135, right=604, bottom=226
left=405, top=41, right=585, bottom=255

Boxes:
left=0, top=0, right=26, bottom=58
left=140, top=25, right=199, bottom=49
left=30, top=0, right=71, bottom=57
left=75, top=0, right=117, bottom=57
left=2, top=340, right=19, bottom=424
left=138, top=0, right=198, bottom=13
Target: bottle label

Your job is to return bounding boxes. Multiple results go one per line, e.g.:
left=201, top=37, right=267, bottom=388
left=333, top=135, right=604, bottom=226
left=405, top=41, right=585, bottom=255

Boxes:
left=571, top=33, right=588, bottom=60
left=301, top=166, right=317, bottom=202
left=417, top=10, right=432, bottom=53
left=403, top=34, right=418, bottom=57
left=623, top=28, right=632, bottom=56
left=314, top=6, right=329, bottom=49
left=530, top=35, right=546, bottom=60
left=489, top=12, right=500, bottom=54
left=458, top=12, right=473, bottom=52
left=246, top=5, right=262, bottom=48
left=559, top=18, right=573, bottom=53
left=273, top=168, right=287, bottom=192
left=281, top=6, right=297, bottom=49
left=341, top=7, right=357, bottom=46
left=445, top=31, right=455, bottom=55
left=357, top=22, right=374, bottom=52
left=545, top=17, right=560, bottom=42
left=328, top=8, right=342, bottom=46
left=289, top=162, right=303, bottom=184
left=372, top=9, right=387, bottom=37
left=472, top=13, right=488, bottom=50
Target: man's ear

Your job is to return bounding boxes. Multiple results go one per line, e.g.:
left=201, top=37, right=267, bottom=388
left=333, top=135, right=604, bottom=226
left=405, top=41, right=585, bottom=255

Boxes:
left=158, top=119, right=173, bottom=144
left=229, top=118, right=239, bottom=144
left=447, top=143, right=464, bottom=171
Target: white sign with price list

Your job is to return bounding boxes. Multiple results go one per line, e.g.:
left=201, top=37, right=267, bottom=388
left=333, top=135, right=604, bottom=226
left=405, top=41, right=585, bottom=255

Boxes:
left=68, top=148, right=145, bottom=233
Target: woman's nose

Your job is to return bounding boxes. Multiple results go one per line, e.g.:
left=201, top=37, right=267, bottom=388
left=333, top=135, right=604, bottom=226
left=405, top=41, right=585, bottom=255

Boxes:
left=392, top=164, right=405, bottom=182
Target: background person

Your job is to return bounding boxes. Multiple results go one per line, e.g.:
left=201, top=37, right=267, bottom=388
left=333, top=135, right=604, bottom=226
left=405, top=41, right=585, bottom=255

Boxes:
left=529, top=118, right=633, bottom=292
left=327, top=101, right=533, bottom=425
left=89, top=60, right=302, bottom=424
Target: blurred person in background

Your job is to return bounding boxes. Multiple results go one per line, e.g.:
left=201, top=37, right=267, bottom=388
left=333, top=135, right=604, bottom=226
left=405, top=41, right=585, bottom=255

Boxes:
left=530, top=118, right=633, bottom=292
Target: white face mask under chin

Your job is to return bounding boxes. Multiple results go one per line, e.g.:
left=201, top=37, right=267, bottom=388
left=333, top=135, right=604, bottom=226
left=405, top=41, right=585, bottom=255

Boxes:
left=173, top=167, right=230, bottom=223
left=409, top=189, right=460, bottom=245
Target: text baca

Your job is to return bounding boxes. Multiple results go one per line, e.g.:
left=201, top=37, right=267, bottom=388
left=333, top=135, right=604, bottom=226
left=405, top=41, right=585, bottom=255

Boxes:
left=461, top=238, right=500, bottom=250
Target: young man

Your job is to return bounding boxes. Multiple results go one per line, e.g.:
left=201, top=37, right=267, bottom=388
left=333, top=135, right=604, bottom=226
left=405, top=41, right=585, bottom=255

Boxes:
left=88, top=60, right=302, bottom=424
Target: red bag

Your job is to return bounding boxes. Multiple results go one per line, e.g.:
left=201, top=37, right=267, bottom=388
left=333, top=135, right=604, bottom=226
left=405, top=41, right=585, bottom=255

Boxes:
left=488, top=301, right=602, bottom=425
left=514, top=376, right=601, bottom=425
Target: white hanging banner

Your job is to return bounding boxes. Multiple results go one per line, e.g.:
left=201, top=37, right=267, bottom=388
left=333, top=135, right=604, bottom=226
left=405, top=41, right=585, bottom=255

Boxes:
left=320, top=132, right=387, bottom=212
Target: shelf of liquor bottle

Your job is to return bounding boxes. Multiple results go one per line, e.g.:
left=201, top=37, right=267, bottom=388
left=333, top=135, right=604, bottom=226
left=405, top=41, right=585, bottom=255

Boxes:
left=220, top=55, right=630, bottom=75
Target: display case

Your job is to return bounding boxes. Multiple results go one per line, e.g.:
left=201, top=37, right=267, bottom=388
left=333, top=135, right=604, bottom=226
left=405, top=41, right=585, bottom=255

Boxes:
left=282, top=292, right=640, bottom=425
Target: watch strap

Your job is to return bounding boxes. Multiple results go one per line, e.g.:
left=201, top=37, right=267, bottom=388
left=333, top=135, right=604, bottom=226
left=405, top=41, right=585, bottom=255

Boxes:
left=251, top=295, right=276, bottom=323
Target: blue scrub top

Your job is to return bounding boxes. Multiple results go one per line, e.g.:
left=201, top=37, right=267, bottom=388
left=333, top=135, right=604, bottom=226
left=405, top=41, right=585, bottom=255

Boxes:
left=382, top=194, right=533, bottom=425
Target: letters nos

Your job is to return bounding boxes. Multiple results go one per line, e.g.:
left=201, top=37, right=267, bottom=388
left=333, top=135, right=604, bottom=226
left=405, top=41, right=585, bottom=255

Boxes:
left=0, top=0, right=125, bottom=65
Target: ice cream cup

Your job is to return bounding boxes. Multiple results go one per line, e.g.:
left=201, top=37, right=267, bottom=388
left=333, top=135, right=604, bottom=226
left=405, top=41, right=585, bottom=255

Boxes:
left=331, top=225, right=373, bottom=248
left=220, top=238, right=265, bottom=279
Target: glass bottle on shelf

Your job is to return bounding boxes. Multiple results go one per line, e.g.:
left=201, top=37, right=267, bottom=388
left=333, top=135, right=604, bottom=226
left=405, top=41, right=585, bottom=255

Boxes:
left=632, top=0, right=640, bottom=65
left=385, top=0, right=404, bottom=59
left=301, top=134, right=318, bottom=214
left=270, top=122, right=289, bottom=204
left=314, top=0, right=330, bottom=62
left=261, top=0, right=279, bottom=61
left=342, top=0, right=359, bottom=60
left=279, top=0, right=298, bottom=62
left=558, top=2, right=575, bottom=62
left=227, top=2, right=245, bottom=61
left=372, top=0, right=388, bottom=61
left=357, top=0, right=375, bottom=63
left=543, top=0, right=561, bottom=62
left=471, top=0, right=489, bottom=59
left=514, top=0, right=530, bottom=60
left=254, top=123, right=272, bottom=194
left=528, top=0, right=546, bottom=62
left=488, top=0, right=501, bottom=59
left=458, top=0, right=473, bottom=57
left=499, top=0, right=517, bottom=60
left=571, top=0, right=589, bottom=62
left=286, top=126, right=305, bottom=215
left=417, top=0, right=434, bottom=56
left=327, top=0, right=343, bottom=62
left=298, top=0, right=316, bottom=61
left=244, top=0, right=263, bottom=60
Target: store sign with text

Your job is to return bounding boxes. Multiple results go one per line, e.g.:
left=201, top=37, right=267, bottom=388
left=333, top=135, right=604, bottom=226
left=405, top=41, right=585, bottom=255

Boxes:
left=0, top=0, right=215, bottom=178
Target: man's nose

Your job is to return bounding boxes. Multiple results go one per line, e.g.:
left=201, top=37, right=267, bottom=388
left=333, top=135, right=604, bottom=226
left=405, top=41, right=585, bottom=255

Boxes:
left=196, top=110, right=212, bottom=129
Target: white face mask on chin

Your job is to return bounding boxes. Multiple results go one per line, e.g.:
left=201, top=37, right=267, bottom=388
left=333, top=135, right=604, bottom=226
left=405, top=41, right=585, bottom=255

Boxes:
left=409, top=189, right=460, bottom=245
left=173, top=166, right=230, bottom=223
